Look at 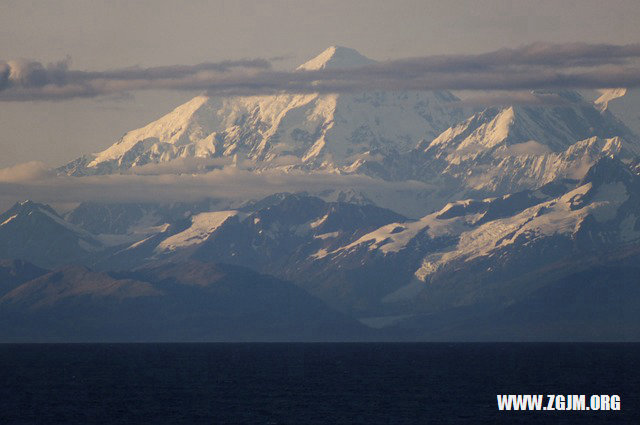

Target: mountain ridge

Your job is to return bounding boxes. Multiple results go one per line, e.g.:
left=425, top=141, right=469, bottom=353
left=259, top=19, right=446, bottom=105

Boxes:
left=60, top=47, right=465, bottom=178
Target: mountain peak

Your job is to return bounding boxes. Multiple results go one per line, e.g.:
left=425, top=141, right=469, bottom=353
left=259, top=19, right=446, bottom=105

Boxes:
left=580, top=156, right=636, bottom=187
left=594, top=88, right=627, bottom=111
left=297, top=45, right=375, bottom=71
left=7, top=200, right=57, bottom=217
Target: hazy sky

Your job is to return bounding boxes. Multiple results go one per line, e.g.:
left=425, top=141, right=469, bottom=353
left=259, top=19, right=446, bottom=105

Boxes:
left=2, top=0, right=640, bottom=168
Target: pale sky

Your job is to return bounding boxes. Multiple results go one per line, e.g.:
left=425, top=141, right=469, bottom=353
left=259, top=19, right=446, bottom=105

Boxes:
left=2, top=0, right=640, bottom=168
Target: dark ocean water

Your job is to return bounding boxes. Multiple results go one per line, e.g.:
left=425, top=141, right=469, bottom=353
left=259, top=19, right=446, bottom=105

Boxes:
left=0, top=343, right=638, bottom=424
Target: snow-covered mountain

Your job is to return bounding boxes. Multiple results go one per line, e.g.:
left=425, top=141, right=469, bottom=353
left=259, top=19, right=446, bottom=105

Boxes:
left=60, top=46, right=465, bottom=176
left=311, top=158, right=640, bottom=316
left=595, top=88, right=640, bottom=136
left=93, top=193, right=407, bottom=272
left=64, top=198, right=232, bottom=235
left=0, top=200, right=103, bottom=268
left=403, top=93, right=640, bottom=200
left=297, top=45, right=375, bottom=70
left=420, top=132, right=638, bottom=195
left=81, top=158, right=640, bottom=317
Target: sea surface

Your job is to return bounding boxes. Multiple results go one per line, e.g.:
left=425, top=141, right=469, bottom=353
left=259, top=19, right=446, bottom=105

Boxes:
left=0, top=343, right=638, bottom=424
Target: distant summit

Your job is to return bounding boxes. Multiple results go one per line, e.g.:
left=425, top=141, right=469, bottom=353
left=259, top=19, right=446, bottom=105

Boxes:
left=296, top=46, right=376, bottom=71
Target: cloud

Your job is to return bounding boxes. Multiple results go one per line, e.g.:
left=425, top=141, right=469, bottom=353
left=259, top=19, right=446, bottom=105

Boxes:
left=0, top=161, right=53, bottom=182
left=455, top=91, right=578, bottom=107
left=0, top=165, right=431, bottom=211
left=3, top=43, right=640, bottom=101
left=124, top=157, right=234, bottom=175
left=496, top=140, right=552, bottom=157
left=0, top=57, right=272, bottom=101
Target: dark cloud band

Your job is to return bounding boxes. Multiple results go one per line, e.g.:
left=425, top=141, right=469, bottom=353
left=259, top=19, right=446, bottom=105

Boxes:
left=2, top=42, right=640, bottom=101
